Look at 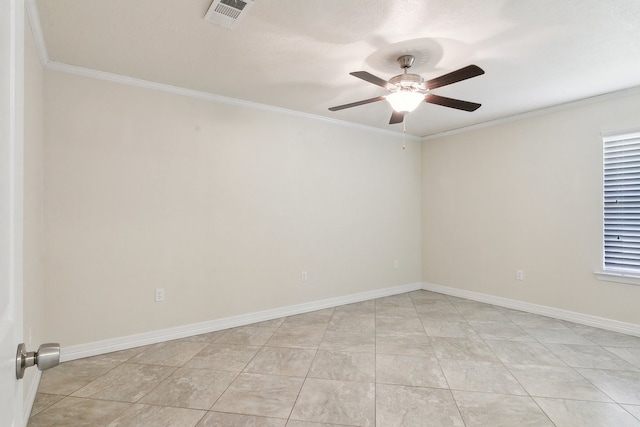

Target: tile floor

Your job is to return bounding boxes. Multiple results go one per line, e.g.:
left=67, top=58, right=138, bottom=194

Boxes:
left=28, top=290, right=640, bottom=426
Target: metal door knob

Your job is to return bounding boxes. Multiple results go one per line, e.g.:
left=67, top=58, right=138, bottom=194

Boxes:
left=16, top=342, right=60, bottom=379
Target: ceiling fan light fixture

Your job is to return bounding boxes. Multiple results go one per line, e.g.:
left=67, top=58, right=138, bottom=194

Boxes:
left=386, top=91, right=425, bottom=113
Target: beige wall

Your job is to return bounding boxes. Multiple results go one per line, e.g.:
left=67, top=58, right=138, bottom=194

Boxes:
left=40, top=57, right=640, bottom=349
left=422, top=92, right=640, bottom=325
left=43, top=71, right=422, bottom=346
left=23, top=14, right=45, bottom=397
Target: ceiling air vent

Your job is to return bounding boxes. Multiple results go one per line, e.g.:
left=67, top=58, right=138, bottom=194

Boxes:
left=204, top=0, right=255, bottom=29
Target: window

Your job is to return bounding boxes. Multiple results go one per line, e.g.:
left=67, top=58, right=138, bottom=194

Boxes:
left=602, top=130, right=640, bottom=280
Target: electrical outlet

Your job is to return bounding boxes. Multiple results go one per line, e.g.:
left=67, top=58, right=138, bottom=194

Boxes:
left=393, top=260, right=399, bottom=269
left=301, top=271, right=308, bottom=282
left=155, top=288, right=165, bottom=302
left=516, top=270, right=524, bottom=281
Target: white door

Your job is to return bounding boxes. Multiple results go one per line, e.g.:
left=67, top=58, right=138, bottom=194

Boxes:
left=1, top=0, right=25, bottom=426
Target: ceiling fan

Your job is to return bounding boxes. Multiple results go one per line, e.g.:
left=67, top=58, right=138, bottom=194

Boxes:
left=329, top=55, right=485, bottom=124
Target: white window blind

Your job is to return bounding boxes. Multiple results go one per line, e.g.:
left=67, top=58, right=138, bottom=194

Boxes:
left=603, top=130, right=640, bottom=272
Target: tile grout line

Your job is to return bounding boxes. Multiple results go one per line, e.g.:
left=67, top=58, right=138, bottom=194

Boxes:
left=283, top=309, right=331, bottom=425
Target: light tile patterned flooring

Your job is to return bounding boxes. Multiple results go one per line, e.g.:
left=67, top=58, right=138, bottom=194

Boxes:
left=28, top=290, right=640, bottom=426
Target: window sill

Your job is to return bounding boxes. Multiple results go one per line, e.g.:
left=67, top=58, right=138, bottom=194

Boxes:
left=595, top=270, right=640, bottom=286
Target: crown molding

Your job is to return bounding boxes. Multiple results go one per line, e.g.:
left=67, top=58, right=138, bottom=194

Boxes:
left=23, top=1, right=420, bottom=142
left=45, top=61, right=421, bottom=141
left=24, top=0, right=48, bottom=65
left=422, top=85, right=640, bottom=141
left=29, top=1, right=639, bottom=145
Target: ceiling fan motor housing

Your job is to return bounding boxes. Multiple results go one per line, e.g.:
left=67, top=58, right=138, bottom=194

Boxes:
left=389, top=56, right=425, bottom=91
left=389, top=73, right=425, bottom=91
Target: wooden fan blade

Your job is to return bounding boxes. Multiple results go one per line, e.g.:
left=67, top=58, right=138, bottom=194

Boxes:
left=389, top=110, right=406, bottom=124
left=425, top=65, right=484, bottom=90
left=350, top=71, right=398, bottom=90
left=328, top=96, right=385, bottom=111
left=425, top=94, right=481, bottom=111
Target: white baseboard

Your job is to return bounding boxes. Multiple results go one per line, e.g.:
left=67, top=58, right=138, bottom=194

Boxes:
left=23, top=368, right=41, bottom=425
left=60, top=281, right=640, bottom=363
left=61, top=282, right=423, bottom=362
left=422, top=282, right=640, bottom=337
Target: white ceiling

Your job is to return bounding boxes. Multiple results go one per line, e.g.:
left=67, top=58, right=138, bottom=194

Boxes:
left=33, top=0, right=640, bottom=137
